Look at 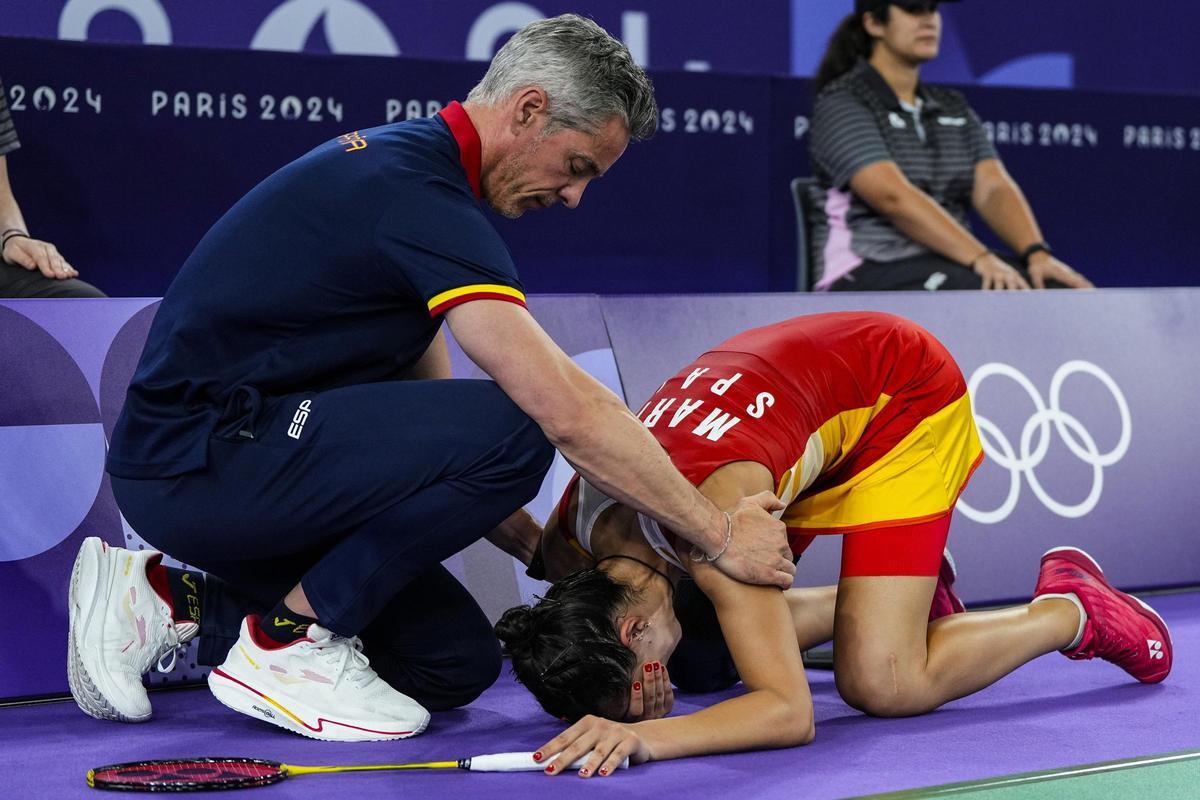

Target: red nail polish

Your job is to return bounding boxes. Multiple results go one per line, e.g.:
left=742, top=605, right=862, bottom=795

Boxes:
left=579, top=768, right=589, bottom=776
left=654, top=662, right=661, bottom=671
left=599, top=767, right=609, bottom=776
left=645, top=663, right=653, bottom=673
left=533, top=752, right=542, bottom=762
left=633, top=681, right=641, bottom=691
left=545, top=764, right=555, bottom=774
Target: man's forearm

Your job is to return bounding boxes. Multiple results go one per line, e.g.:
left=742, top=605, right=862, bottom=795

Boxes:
left=548, top=389, right=725, bottom=553
left=444, top=300, right=726, bottom=555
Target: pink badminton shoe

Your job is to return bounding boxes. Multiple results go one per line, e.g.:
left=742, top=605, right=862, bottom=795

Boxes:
left=928, top=549, right=966, bottom=622
left=1033, top=546, right=1172, bottom=684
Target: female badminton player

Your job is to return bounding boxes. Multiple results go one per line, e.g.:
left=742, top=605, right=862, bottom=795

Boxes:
left=496, top=311, right=1172, bottom=778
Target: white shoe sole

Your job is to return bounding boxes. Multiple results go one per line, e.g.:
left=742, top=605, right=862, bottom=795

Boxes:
left=68, top=537, right=150, bottom=723
left=208, top=667, right=430, bottom=742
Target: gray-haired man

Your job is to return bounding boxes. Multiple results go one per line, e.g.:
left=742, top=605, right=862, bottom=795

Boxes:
left=72, top=14, right=793, bottom=740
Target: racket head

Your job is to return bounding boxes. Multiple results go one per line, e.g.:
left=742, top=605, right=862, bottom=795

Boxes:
left=88, top=758, right=287, bottom=792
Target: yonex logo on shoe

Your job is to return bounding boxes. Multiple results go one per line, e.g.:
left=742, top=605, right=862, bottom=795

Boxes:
left=287, top=399, right=313, bottom=440
left=1148, top=640, right=1164, bottom=659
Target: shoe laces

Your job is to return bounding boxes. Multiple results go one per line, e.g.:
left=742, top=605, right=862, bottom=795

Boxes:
left=315, top=635, right=377, bottom=690
left=152, top=624, right=186, bottom=674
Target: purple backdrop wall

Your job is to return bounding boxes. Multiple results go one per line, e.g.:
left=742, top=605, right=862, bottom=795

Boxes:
left=0, top=37, right=782, bottom=296
left=2, top=1, right=1198, bottom=95
left=1, top=37, right=1198, bottom=301
left=3, top=291, right=1198, bottom=701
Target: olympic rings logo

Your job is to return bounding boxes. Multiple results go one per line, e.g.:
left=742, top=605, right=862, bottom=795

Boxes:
left=956, top=361, right=1131, bottom=524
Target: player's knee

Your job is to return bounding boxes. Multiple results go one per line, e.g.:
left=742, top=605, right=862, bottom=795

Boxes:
left=835, top=655, right=926, bottom=718
left=837, top=676, right=908, bottom=717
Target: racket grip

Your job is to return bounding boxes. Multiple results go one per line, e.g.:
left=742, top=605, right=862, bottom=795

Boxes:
left=467, top=752, right=630, bottom=772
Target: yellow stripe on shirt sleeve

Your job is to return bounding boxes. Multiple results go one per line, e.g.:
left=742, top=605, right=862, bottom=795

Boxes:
left=427, top=284, right=527, bottom=315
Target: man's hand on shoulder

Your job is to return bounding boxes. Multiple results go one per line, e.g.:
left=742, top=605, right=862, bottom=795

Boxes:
left=710, top=492, right=794, bottom=589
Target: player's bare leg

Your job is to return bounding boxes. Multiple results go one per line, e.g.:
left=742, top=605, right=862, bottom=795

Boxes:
left=831, top=575, right=1079, bottom=717
left=786, top=585, right=837, bottom=650
left=786, top=550, right=967, bottom=653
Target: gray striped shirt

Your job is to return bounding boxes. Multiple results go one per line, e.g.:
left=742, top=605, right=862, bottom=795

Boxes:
left=0, top=77, right=20, bottom=156
left=807, top=60, right=995, bottom=289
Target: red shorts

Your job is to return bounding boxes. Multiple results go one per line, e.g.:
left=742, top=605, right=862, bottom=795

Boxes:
left=790, top=512, right=952, bottom=578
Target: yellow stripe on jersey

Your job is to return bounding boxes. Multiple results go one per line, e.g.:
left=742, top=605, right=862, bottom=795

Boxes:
left=426, top=284, right=526, bottom=312
left=775, top=431, right=826, bottom=508
left=814, top=393, right=894, bottom=474
left=783, top=393, right=982, bottom=531
left=774, top=395, right=893, bottom=510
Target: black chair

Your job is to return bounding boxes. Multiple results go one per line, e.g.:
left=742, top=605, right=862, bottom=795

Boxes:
left=790, top=176, right=818, bottom=292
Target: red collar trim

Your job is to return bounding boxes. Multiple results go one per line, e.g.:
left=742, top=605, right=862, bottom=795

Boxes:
left=438, top=101, right=482, bottom=199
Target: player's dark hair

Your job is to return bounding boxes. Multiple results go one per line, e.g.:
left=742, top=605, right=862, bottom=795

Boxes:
left=814, top=7, right=891, bottom=93
left=495, top=568, right=638, bottom=721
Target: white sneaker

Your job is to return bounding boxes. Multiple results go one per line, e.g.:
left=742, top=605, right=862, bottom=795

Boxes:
left=68, top=537, right=199, bottom=722
left=208, top=615, right=430, bottom=742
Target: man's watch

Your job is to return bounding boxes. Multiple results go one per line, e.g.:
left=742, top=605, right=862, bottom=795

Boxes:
left=1020, top=241, right=1053, bottom=266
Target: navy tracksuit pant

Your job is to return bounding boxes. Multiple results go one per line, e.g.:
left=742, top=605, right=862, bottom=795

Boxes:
left=111, top=378, right=553, bottom=711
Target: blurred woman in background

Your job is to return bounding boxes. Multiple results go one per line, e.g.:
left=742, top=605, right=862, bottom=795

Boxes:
left=806, top=1, right=1092, bottom=292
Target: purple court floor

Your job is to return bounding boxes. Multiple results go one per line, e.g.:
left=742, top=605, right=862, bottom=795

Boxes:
left=5, top=591, right=1197, bottom=800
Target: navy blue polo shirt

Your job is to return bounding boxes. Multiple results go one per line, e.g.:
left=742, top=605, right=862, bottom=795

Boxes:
left=107, top=102, right=526, bottom=478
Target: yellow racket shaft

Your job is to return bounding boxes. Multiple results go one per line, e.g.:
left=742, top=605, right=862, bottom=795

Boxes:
left=281, top=751, right=626, bottom=776
left=283, top=761, right=459, bottom=777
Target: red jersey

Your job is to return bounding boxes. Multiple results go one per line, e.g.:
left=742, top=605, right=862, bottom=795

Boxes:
left=632, top=312, right=982, bottom=549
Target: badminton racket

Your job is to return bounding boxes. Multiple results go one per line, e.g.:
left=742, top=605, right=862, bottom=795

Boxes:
left=87, top=751, right=629, bottom=791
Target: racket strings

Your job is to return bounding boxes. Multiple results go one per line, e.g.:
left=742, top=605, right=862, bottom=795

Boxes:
left=92, top=758, right=283, bottom=790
